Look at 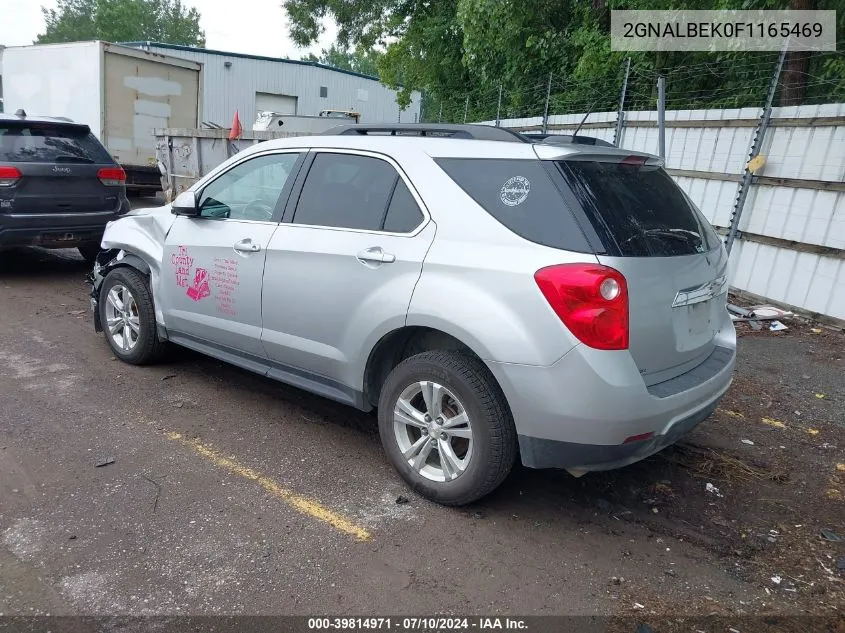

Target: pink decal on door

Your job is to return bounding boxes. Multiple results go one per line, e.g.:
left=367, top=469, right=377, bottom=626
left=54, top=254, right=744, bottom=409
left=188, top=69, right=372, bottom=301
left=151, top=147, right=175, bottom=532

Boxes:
left=186, top=268, right=211, bottom=302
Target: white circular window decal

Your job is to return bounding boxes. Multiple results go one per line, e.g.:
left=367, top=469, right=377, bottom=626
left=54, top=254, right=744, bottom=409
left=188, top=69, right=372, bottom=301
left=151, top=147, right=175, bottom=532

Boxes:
left=500, top=176, right=530, bottom=207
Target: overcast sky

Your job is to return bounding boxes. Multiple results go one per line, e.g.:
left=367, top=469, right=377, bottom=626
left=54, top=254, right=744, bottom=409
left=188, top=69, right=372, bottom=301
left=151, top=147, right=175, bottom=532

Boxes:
left=0, top=0, right=338, bottom=59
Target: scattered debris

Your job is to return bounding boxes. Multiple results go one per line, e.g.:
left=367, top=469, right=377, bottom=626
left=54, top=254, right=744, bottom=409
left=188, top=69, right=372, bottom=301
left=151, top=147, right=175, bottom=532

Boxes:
left=161, top=374, right=177, bottom=381
left=741, top=439, right=755, bottom=445
left=395, top=495, right=410, bottom=505
left=837, top=557, right=845, bottom=572
left=721, top=409, right=745, bottom=419
left=811, top=328, right=823, bottom=334
left=820, top=528, right=842, bottom=543
left=837, top=463, right=845, bottom=472
left=664, top=569, right=676, bottom=577
left=807, top=428, right=820, bottom=436
left=761, top=417, right=786, bottom=429
left=173, top=401, right=184, bottom=408
left=748, top=305, right=794, bottom=319
left=769, top=321, right=788, bottom=332
left=705, top=482, right=724, bottom=498
left=633, top=602, right=645, bottom=610
left=771, top=575, right=782, bottom=585
left=68, top=535, right=77, bottom=540
left=814, top=393, right=826, bottom=399
left=651, top=507, right=659, bottom=514
left=94, top=457, right=114, bottom=468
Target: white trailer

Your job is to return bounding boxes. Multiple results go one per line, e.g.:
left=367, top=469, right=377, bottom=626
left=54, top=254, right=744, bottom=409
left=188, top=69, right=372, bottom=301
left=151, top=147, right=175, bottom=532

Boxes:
left=1, top=41, right=202, bottom=194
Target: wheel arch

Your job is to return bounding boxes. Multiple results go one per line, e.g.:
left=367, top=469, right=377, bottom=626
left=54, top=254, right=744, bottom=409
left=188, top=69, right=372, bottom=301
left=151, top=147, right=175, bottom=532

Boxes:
left=92, top=249, right=157, bottom=333
left=362, top=325, right=499, bottom=409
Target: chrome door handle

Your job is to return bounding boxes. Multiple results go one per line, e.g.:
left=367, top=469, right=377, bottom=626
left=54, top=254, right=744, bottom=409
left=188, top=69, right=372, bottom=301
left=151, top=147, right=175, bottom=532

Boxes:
left=234, top=239, right=261, bottom=253
left=356, top=247, right=395, bottom=264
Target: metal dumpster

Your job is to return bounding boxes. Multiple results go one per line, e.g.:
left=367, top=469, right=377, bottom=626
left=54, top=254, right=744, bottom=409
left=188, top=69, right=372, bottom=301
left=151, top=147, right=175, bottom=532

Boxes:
left=154, top=127, right=305, bottom=201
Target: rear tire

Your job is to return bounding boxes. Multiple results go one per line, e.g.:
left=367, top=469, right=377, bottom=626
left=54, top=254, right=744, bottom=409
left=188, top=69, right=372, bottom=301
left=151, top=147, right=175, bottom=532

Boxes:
left=99, top=267, right=166, bottom=365
left=78, top=243, right=101, bottom=265
left=378, top=351, right=517, bottom=506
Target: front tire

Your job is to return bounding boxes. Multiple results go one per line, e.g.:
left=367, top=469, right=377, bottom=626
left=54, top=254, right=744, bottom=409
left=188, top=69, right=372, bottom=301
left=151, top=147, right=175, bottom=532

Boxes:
left=378, top=351, right=517, bottom=506
left=99, top=267, right=166, bottom=365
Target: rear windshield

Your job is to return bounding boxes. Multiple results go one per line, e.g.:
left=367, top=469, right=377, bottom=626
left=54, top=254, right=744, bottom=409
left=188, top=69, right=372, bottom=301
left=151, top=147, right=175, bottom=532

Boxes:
left=0, top=122, right=113, bottom=164
left=434, top=158, right=592, bottom=252
left=556, top=160, right=721, bottom=257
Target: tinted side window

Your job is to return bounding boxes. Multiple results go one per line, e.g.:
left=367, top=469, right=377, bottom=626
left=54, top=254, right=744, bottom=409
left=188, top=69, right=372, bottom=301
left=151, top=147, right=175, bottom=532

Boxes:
left=294, top=153, right=398, bottom=230
left=0, top=123, right=113, bottom=164
left=435, top=158, right=590, bottom=252
left=383, top=180, right=424, bottom=233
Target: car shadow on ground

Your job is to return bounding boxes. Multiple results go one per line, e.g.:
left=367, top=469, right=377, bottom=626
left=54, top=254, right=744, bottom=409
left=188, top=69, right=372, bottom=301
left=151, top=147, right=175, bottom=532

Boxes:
left=0, top=247, right=90, bottom=279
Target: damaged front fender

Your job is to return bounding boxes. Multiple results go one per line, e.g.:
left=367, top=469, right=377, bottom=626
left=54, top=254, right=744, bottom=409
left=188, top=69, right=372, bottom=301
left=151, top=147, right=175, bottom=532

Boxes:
left=88, top=204, right=176, bottom=333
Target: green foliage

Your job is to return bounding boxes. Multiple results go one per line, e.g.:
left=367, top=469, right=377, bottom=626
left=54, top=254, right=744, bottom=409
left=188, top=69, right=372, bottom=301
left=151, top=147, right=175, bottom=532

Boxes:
left=284, top=0, right=845, bottom=118
left=301, top=44, right=383, bottom=77
left=37, top=0, right=205, bottom=46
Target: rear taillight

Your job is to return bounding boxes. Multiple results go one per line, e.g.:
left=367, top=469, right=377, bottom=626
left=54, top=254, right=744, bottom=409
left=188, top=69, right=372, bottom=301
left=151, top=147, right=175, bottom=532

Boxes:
left=97, top=167, right=126, bottom=186
left=0, top=166, right=22, bottom=187
left=534, top=263, right=629, bottom=350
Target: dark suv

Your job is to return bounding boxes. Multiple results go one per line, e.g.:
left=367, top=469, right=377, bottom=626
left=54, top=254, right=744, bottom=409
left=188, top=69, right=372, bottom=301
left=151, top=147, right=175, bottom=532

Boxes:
left=0, top=111, right=129, bottom=262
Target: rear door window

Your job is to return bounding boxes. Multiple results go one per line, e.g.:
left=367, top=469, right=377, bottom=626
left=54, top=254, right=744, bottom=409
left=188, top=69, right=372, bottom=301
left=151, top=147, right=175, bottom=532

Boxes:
left=435, top=158, right=591, bottom=252
left=383, top=180, right=424, bottom=233
left=556, top=160, right=721, bottom=257
left=293, top=152, right=405, bottom=232
left=0, top=123, right=113, bottom=164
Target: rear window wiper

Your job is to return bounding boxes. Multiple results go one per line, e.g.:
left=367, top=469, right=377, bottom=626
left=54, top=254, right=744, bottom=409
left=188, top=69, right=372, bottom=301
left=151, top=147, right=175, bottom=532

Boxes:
left=54, top=155, right=95, bottom=163
left=621, top=228, right=703, bottom=248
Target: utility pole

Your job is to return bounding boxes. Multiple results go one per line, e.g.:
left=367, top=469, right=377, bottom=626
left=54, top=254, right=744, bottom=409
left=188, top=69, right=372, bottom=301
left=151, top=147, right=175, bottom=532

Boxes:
left=495, top=85, right=503, bottom=128
left=463, top=96, right=469, bottom=123
left=542, top=72, right=553, bottom=134
left=657, top=75, right=666, bottom=160
left=613, top=57, right=631, bottom=147
left=725, top=45, right=788, bottom=254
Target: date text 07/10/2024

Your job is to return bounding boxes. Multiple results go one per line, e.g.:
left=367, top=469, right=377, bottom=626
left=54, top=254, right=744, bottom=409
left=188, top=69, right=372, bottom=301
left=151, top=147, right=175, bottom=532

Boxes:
left=307, top=617, right=528, bottom=630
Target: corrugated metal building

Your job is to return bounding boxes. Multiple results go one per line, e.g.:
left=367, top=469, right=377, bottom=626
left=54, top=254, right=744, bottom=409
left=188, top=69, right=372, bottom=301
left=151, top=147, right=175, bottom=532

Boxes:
left=123, top=42, right=421, bottom=129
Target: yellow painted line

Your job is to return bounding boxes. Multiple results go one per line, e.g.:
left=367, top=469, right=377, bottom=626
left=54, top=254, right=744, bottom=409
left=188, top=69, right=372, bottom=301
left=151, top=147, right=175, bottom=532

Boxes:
left=166, top=431, right=371, bottom=541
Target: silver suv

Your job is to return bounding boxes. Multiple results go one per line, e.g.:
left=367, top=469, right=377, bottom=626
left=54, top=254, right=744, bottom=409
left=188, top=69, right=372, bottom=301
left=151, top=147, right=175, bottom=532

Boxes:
left=90, top=124, right=736, bottom=505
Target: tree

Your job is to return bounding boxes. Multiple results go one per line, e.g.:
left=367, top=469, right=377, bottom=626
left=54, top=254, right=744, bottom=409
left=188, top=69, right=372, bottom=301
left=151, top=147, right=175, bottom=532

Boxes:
left=37, top=0, right=205, bottom=47
left=284, top=0, right=843, bottom=120
left=301, top=44, right=382, bottom=76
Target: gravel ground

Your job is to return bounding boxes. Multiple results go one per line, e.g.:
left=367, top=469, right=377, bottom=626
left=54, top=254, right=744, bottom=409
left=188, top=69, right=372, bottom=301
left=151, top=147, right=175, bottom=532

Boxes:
left=0, top=246, right=842, bottom=627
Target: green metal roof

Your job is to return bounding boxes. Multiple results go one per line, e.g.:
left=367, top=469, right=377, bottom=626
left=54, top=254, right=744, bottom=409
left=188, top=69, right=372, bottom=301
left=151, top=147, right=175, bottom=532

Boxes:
left=120, top=41, right=385, bottom=84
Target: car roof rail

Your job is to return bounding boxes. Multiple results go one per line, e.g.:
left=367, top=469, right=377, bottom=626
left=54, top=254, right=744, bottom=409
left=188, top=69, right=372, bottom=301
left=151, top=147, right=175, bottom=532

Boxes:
left=323, top=123, right=530, bottom=143
left=522, top=132, right=615, bottom=148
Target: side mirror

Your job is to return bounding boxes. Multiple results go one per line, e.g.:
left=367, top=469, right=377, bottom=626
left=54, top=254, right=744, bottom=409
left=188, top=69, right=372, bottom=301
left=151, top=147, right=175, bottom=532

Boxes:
left=171, top=191, right=200, bottom=217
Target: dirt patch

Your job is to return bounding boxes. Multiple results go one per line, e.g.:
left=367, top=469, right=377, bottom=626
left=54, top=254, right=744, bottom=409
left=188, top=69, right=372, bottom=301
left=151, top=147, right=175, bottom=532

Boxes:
left=589, top=314, right=845, bottom=616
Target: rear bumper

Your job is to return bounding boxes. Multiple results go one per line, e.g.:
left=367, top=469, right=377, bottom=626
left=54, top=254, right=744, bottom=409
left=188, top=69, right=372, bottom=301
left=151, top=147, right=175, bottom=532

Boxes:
left=517, top=398, right=720, bottom=470
left=488, top=325, right=736, bottom=471
left=0, top=209, right=124, bottom=248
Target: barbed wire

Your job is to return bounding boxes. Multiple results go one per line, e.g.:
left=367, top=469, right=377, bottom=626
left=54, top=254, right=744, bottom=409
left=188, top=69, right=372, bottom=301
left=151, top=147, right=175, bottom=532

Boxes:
left=422, top=49, right=843, bottom=124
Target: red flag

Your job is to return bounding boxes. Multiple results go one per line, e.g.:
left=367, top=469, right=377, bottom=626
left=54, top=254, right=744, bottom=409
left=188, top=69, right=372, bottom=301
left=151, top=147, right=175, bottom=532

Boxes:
left=228, top=111, right=242, bottom=140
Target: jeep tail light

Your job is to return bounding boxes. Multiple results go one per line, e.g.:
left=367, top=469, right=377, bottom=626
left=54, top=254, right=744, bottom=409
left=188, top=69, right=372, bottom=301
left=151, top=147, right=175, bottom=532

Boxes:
left=0, top=166, right=22, bottom=187
left=97, top=167, right=126, bottom=186
left=534, top=264, right=629, bottom=350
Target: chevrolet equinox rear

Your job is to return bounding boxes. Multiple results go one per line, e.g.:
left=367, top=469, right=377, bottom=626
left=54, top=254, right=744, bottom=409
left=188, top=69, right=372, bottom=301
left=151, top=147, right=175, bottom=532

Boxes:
left=90, top=125, right=735, bottom=506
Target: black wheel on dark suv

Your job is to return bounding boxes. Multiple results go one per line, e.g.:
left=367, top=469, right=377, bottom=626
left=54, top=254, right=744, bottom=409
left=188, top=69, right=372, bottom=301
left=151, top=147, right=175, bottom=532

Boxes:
left=78, top=243, right=102, bottom=265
